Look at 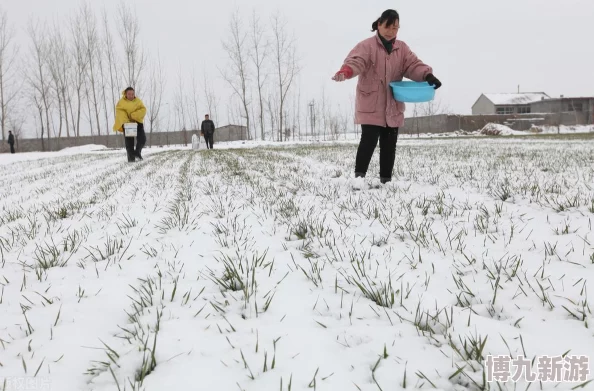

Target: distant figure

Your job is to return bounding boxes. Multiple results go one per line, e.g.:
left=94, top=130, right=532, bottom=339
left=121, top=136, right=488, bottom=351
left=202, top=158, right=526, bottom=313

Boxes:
left=201, top=114, right=215, bottom=150
left=191, top=132, right=200, bottom=150
left=7, top=131, right=15, bottom=154
left=112, top=87, right=147, bottom=162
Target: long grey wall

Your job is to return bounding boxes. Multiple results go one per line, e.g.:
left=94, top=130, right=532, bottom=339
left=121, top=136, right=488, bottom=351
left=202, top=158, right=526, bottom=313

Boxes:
left=1, top=125, right=249, bottom=153
left=401, top=112, right=592, bottom=135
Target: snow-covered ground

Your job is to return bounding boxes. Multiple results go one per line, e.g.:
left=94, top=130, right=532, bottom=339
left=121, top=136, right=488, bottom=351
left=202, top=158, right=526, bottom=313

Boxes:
left=2, top=124, right=593, bottom=164
left=0, top=137, right=593, bottom=391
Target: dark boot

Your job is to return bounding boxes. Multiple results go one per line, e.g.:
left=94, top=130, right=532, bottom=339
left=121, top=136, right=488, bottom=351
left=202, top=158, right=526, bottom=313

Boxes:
left=127, top=152, right=136, bottom=163
left=355, top=172, right=366, bottom=178
left=135, top=151, right=143, bottom=161
left=380, top=177, right=391, bottom=184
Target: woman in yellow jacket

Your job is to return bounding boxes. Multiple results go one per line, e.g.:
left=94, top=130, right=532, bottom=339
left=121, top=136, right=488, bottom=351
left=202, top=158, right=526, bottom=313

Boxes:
left=113, top=87, right=147, bottom=162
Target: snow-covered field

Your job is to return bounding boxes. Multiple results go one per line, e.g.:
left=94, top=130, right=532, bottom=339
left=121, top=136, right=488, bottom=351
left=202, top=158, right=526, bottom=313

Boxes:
left=1, top=137, right=593, bottom=391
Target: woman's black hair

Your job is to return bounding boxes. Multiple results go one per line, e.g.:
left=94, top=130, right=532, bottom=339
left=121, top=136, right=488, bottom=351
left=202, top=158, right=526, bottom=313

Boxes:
left=125, top=86, right=135, bottom=93
left=371, top=9, right=400, bottom=32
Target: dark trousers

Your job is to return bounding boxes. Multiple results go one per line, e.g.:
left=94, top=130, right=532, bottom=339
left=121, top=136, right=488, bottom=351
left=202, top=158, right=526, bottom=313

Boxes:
left=9, top=144, right=15, bottom=154
left=204, top=132, right=214, bottom=149
left=124, top=123, right=146, bottom=161
left=354, top=125, right=399, bottom=179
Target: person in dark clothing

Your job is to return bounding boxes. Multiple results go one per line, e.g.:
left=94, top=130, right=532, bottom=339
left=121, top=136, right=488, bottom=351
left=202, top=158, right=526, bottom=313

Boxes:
left=201, top=114, right=215, bottom=150
left=7, top=131, right=15, bottom=154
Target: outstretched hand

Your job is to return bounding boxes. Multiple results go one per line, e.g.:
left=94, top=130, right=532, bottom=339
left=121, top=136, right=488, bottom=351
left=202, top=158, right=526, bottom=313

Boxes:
left=332, top=65, right=353, bottom=82
left=332, top=72, right=346, bottom=82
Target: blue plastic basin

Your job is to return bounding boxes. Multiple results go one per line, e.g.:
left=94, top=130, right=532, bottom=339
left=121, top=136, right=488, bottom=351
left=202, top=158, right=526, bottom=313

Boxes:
left=389, top=81, right=435, bottom=103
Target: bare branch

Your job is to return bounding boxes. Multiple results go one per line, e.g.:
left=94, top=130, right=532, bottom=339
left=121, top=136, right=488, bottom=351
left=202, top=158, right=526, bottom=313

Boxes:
left=116, top=2, right=146, bottom=92
left=26, top=18, right=53, bottom=148
left=81, top=2, right=103, bottom=135
left=220, top=9, right=251, bottom=138
left=68, top=9, right=91, bottom=137
left=102, top=6, right=121, bottom=128
left=0, top=7, right=22, bottom=141
left=249, top=9, right=269, bottom=141
left=146, top=50, right=166, bottom=145
left=174, top=61, right=187, bottom=131
left=202, top=69, right=219, bottom=125
left=270, top=11, right=299, bottom=141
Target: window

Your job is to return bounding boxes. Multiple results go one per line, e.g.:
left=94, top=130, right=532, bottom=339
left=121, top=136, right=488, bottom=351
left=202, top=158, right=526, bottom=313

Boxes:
left=496, top=106, right=514, bottom=115
left=567, top=102, right=583, bottom=112
left=517, top=106, right=531, bottom=114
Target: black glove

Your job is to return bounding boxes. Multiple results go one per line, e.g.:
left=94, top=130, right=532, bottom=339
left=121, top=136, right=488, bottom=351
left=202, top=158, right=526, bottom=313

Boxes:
left=425, top=73, right=442, bottom=90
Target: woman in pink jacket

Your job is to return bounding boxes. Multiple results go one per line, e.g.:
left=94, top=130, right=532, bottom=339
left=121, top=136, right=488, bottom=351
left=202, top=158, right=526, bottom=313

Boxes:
left=333, top=9, right=441, bottom=184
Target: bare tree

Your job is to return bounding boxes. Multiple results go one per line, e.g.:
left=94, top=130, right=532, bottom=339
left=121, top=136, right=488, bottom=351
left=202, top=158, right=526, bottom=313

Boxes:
left=29, top=87, right=44, bottom=140
left=249, top=10, right=269, bottom=141
left=174, top=62, right=187, bottom=131
left=97, top=37, right=111, bottom=141
left=26, top=19, right=52, bottom=149
left=202, top=70, right=219, bottom=125
left=320, top=87, right=329, bottom=141
left=266, top=93, right=278, bottom=141
left=420, top=98, right=450, bottom=116
left=417, top=98, right=450, bottom=137
left=220, top=10, right=251, bottom=139
left=270, top=12, right=299, bottom=142
left=146, top=52, right=165, bottom=147
left=329, top=114, right=340, bottom=141
left=79, top=3, right=104, bottom=136
left=69, top=11, right=90, bottom=137
left=102, top=7, right=121, bottom=127
left=339, top=104, right=349, bottom=140
left=411, top=103, right=420, bottom=137
left=349, top=93, right=357, bottom=136
left=291, top=93, right=297, bottom=141
left=116, top=2, right=146, bottom=92
left=47, top=22, right=73, bottom=138
left=0, top=8, right=20, bottom=142
left=227, top=95, right=242, bottom=129
left=84, top=82, right=94, bottom=135
left=188, top=67, right=201, bottom=130
left=296, top=85, right=302, bottom=140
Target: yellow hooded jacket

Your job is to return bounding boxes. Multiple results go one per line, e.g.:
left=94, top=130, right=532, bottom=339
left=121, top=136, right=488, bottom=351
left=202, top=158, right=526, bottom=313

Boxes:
left=113, top=90, right=147, bottom=132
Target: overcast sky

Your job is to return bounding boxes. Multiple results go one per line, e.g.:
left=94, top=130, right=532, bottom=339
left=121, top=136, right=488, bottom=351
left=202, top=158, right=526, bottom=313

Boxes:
left=3, top=0, right=594, bottom=129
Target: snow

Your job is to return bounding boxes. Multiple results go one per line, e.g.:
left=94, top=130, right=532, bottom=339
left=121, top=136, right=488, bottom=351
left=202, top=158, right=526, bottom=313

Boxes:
left=529, top=124, right=594, bottom=134
left=0, top=147, right=111, bottom=166
left=0, top=144, right=161, bottom=166
left=484, top=92, right=550, bottom=105
left=59, top=144, right=109, bottom=153
left=480, top=123, right=527, bottom=136
left=1, top=137, right=594, bottom=390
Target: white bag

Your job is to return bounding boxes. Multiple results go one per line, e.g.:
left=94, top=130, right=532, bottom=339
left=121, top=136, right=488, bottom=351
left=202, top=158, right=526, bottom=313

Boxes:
left=124, top=123, right=137, bottom=137
left=191, top=134, right=200, bottom=150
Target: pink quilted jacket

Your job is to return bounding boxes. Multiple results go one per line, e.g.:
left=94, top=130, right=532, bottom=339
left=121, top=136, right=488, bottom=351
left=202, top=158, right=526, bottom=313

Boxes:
left=341, top=34, right=433, bottom=128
